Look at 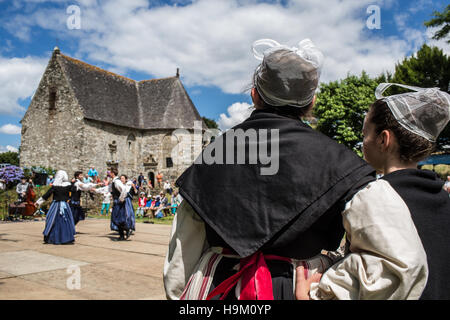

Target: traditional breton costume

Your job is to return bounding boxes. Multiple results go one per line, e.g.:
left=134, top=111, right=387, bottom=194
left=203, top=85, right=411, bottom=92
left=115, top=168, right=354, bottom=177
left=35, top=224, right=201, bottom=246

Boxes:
left=164, top=107, right=376, bottom=300
left=124, top=181, right=137, bottom=233
left=309, top=84, right=450, bottom=300
left=70, top=179, right=96, bottom=225
left=110, top=176, right=133, bottom=240
left=163, top=38, right=377, bottom=300
left=309, top=169, right=449, bottom=300
left=36, top=170, right=76, bottom=244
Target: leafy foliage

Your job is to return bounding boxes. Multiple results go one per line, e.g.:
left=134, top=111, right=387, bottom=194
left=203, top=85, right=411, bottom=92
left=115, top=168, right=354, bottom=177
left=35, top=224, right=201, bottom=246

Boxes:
left=22, top=166, right=56, bottom=178
left=0, top=151, right=19, bottom=166
left=424, top=5, right=450, bottom=43
left=202, top=116, right=219, bottom=129
left=314, top=44, right=450, bottom=155
left=314, top=72, right=379, bottom=156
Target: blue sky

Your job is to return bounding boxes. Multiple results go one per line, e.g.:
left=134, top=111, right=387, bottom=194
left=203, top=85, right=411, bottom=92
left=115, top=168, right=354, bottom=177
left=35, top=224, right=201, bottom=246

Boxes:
left=0, top=0, right=448, bottom=154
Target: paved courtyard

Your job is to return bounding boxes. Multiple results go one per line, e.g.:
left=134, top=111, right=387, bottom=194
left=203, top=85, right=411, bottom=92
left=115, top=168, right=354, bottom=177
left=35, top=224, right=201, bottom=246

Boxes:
left=0, top=218, right=171, bottom=300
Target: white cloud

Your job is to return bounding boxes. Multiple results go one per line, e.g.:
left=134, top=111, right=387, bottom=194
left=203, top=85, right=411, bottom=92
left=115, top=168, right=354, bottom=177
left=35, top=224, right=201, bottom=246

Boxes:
left=4, top=0, right=448, bottom=107
left=0, top=145, right=19, bottom=153
left=0, top=124, right=21, bottom=135
left=217, top=102, right=253, bottom=131
left=394, top=7, right=450, bottom=56
left=4, top=0, right=423, bottom=95
left=0, top=55, right=47, bottom=115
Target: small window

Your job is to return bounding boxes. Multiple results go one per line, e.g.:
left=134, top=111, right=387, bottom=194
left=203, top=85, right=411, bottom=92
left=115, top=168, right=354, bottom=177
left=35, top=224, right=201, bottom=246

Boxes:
left=127, top=134, right=136, bottom=150
left=166, top=157, right=173, bottom=168
left=49, top=88, right=57, bottom=110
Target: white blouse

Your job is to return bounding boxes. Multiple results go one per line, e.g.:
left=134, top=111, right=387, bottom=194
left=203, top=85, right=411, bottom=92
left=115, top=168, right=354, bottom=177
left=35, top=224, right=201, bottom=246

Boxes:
left=309, top=179, right=428, bottom=300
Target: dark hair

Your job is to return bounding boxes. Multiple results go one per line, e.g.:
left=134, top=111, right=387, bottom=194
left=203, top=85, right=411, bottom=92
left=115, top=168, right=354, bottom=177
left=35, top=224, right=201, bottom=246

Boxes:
left=255, top=87, right=313, bottom=119
left=74, top=171, right=82, bottom=178
left=120, top=174, right=128, bottom=180
left=369, top=99, right=435, bottom=163
left=110, top=168, right=118, bottom=176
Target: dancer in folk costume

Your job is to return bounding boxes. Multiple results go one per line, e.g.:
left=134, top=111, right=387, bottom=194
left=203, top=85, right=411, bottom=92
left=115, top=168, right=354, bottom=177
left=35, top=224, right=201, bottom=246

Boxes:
left=70, top=171, right=100, bottom=226
left=35, top=170, right=76, bottom=244
left=296, top=84, right=450, bottom=300
left=163, top=39, right=376, bottom=300
left=108, top=168, right=133, bottom=240
left=121, top=175, right=138, bottom=235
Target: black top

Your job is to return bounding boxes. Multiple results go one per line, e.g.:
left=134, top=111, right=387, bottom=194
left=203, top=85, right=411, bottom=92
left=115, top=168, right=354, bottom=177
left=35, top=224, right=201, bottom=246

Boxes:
left=70, top=182, right=82, bottom=202
left=127, top=186, right=137, bottom=199
left=111, top=179, right=121, bottom=200
left=42, top=185, right=72, bottom=202
left=176, top=109, right=375, bottom=258
left=382, top=169, right=450, bottom=300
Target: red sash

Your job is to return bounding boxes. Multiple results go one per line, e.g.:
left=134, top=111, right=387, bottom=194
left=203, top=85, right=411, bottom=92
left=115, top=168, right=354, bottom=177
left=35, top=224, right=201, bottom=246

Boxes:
left=206, top=251, right=291, bottom=300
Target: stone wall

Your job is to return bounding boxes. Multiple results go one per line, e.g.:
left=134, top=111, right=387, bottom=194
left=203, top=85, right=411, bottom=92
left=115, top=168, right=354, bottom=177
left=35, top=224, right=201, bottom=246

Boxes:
left=82, top=119, right=203, bottom=183
left=20, top=52, right=86, bottom=175
left=20, top=51, right=205, bottom=183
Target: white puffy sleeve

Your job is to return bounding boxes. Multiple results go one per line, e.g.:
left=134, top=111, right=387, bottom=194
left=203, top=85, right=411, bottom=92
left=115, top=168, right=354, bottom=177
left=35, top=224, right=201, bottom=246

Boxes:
left=75, top=180, right=96, bottom=191
left=93, top=186, right=109, bottom=194
left=114, top=179, right=128, bottom=202
left=163, top=200, right=208, bottom=300
left=36, top=197, right=45, bottom=207
left=309, top=179, right=428, bottom=300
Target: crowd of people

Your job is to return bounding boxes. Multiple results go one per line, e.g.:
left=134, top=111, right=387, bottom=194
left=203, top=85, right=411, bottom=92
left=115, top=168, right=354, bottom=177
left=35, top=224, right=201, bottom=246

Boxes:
left=38, top=168, right=181, bottom=217
left=27, top=167, right=182, bottom=243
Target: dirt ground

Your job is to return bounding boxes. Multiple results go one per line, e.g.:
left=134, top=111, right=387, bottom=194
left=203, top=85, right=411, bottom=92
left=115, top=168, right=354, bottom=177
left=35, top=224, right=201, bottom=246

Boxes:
left=0, top=218, right=171, bottom=300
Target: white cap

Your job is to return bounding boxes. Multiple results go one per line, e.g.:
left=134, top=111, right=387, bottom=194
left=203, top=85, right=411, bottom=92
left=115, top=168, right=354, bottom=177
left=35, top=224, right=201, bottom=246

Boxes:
left=375, top=83, right=450, bottom=142
left=252, top=38, right=324, bottom=108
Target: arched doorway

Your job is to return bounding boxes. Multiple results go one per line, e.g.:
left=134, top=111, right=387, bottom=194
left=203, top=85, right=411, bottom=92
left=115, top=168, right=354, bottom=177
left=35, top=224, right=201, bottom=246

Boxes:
left=148, top=171, right=155, bottom=189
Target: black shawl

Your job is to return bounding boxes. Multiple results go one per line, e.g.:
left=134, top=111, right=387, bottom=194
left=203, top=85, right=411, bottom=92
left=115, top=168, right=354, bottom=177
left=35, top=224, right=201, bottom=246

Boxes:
left=382, top=169, right=450, bottom=300
left=176, top=109, right=375, bottom=258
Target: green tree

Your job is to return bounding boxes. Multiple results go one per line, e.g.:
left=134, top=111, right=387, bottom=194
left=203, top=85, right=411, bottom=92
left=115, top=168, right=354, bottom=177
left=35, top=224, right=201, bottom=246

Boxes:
left=424, top=5, right=450, bottom=43
left=202, top=116, right=219, bottom=130
left=0, top=151, right=19, bottom=166
left=391, top=44, right=449, bottom=92
left=314, top=72, right=379, bottom=156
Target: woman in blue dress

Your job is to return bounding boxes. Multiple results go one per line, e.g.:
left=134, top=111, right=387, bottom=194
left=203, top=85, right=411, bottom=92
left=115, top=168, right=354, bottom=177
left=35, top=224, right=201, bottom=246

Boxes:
left=108, top=169, right=134, bottom=240
left=35, top=170, right=76, bottom=244
left=122, top=175, right=137, bottom=235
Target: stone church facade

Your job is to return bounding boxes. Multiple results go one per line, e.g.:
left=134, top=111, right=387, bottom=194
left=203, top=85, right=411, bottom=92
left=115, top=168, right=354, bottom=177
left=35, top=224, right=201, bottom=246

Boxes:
left=20, top=47, right=206, bottom=186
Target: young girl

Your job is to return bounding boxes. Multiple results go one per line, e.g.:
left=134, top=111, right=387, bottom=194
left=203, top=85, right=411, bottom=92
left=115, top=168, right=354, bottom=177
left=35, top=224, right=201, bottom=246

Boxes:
left=137, top=192, right=147, bottom=217
left=100, top=190, right=111, bottom=216
left=296, top=83, right=450, bottom=300
left=36, top=170, right=76, bottom=244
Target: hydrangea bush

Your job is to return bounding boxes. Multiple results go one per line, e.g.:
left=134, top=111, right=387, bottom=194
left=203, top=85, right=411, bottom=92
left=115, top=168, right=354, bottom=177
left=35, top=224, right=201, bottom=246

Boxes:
left=0, top=165, right=24, bottom=187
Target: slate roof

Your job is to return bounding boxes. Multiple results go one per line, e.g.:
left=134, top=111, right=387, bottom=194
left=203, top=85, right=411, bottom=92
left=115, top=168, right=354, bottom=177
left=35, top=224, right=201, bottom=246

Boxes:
left=55, top=49, right=205, bottom=130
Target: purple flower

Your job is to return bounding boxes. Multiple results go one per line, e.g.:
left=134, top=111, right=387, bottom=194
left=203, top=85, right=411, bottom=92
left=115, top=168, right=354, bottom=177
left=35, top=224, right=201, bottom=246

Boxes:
left=0, top=165, right=24, bottom=185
